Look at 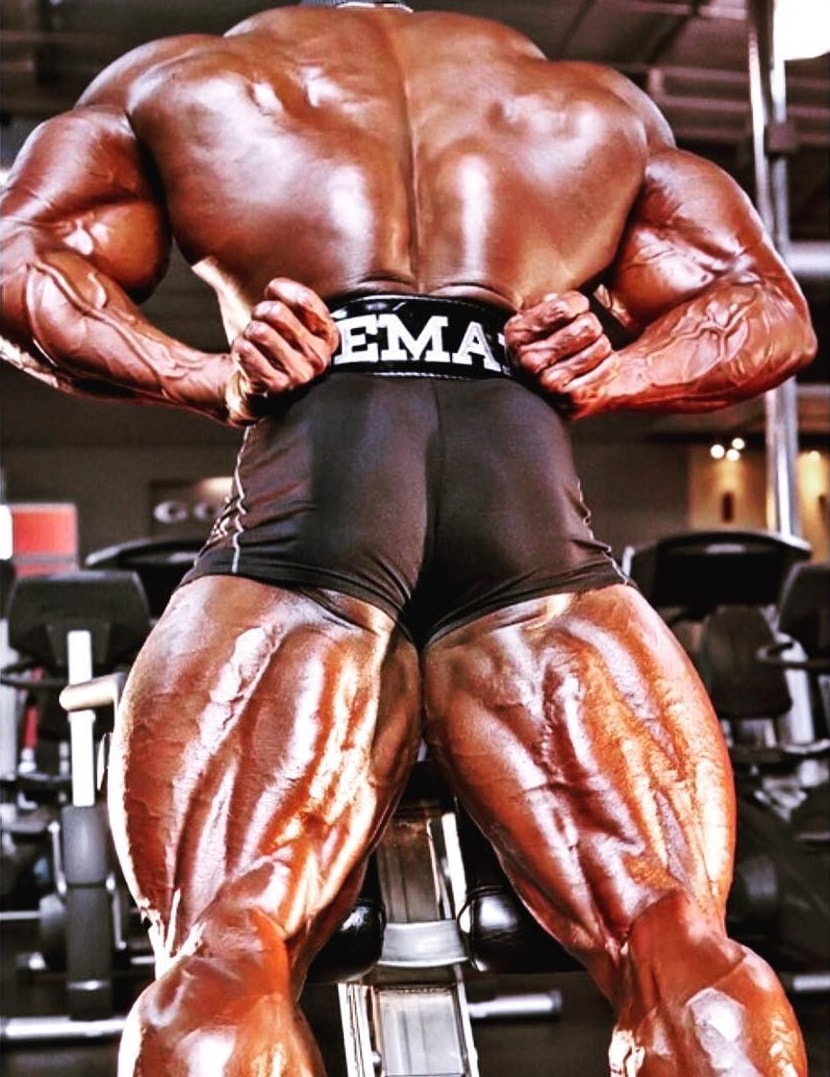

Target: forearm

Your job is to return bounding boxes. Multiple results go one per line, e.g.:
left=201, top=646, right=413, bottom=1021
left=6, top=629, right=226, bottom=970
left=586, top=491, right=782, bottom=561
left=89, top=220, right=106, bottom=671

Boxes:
left=570, top=280, right=816, bottom=419
left=1, top=243, right=233, bottom=423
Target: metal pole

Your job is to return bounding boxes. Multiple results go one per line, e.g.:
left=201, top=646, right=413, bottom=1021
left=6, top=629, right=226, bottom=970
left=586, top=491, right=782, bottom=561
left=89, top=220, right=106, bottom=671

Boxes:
left=747, top=0, right=802, bottom=538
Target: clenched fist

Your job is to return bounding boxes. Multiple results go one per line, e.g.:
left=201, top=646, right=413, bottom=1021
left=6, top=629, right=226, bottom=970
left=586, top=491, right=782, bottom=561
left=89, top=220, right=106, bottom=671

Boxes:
left=505, top=291, right=617, bottom=418
left=225, top=278, right=340, bottom=425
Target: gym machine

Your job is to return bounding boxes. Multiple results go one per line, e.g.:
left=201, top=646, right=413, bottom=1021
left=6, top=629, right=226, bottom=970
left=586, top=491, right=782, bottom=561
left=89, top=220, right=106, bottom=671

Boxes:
left=623, top=529, right=830, bottom=984
left=0, top=569, right=152, bottom=1040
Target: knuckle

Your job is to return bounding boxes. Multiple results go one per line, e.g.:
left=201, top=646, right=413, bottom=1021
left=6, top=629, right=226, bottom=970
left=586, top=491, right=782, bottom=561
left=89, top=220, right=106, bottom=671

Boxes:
left=243, top=321, right=266, bottom=342
left=266, top=277, right=292, bottom=296
left=523, top=349, right=551, bottom=376
left=232, top=339, right=256, bottom=365
left=540, top=368, right=563, bottom=392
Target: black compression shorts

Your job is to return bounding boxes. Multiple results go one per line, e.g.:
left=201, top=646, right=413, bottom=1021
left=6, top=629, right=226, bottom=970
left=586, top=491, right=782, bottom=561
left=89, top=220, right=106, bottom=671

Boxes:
left=182, top=294, right=625, bottom=647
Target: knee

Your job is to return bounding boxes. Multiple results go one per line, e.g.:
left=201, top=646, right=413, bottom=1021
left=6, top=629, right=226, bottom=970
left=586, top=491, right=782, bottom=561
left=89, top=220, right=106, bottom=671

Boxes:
left=118, top=935, right=319, bottom=1077
left=619, top=890, right=741, bottom=1011
left=612, top=891, right=807, bottom=1076
left=118, top=976, right=276, bottom=1076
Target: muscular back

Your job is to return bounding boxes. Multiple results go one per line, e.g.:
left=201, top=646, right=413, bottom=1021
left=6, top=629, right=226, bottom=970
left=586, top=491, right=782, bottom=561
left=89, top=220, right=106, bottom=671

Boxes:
left=78, top=8, right=660, bottom=329
left=1, top=5, right=813, bottom=421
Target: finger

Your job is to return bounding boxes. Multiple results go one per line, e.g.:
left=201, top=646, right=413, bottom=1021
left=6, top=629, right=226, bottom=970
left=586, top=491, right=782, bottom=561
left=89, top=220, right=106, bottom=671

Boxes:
left=536, top=336, right=613, bottom=393
left=505, top=291, right=590, bottom=345
left=240, top=301, right=334, bottom=389
left=512, top=311, right=607, bottom=375
left=247, top=300, right=331, bottom=375
left=230, top=337, right=294, bottom=394
left=264, top=278, right=340, bottom=350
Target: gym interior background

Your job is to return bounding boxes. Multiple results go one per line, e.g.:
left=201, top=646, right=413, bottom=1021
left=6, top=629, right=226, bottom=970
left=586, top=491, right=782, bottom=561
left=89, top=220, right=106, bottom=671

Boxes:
left=0, top=1, right=828, bottom=1075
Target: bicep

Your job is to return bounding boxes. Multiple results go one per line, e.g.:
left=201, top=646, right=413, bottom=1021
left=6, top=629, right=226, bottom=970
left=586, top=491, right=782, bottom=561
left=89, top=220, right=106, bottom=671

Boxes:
left=604, top=148, right=801, bottom=331
left=1, top=106, right=171, bottom=300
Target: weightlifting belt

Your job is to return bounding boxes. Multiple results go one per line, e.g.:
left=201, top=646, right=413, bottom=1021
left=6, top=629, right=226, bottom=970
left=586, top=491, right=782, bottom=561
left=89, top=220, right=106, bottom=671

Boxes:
left=327, top=293, right=513, bottom=379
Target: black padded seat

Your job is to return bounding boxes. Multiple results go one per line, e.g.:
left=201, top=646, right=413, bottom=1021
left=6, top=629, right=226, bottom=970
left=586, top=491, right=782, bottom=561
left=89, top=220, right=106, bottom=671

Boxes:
left=86, top=539, right=202, bottom=620
left=308, top=859, right=385, bottom=983
left=455, top=808, right=581, bottom=975
left=697, top=605, right=792, bottom=722
left=777, top=562, right=830, bottom=663
left=5, top=570, right=151, bottom=672
left=625, top=529, right=811, bottom=618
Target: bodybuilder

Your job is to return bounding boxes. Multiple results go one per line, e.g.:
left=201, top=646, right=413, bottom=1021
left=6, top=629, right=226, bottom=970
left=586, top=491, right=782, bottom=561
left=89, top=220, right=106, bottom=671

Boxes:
left=0, top=2, right=817, bottom=1073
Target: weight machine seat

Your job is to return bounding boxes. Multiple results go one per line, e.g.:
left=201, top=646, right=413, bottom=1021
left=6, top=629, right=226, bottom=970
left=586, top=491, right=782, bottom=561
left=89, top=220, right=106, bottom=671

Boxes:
left=85, top=539, right=202, bottom=620
left=696, top=606, right=792, bottom=722
left=757, top=561, right=830, bottom=738
left=776, top=562, right=830, bottom=663
left=4, top=571, right=152, bottom=673
left=1, top=558, right=15, bottom=619
left=305, top=763, right=583, bottom=983
left=623, top=529, right=811, bottom=618
left=454, top=807, right=581, bottom=975
left=308, top=858, right=385, bottom=983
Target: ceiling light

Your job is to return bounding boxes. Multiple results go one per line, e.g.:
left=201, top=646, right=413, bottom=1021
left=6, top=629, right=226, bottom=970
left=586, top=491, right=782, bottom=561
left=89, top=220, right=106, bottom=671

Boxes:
left=775, top=0, right=830, bottom=60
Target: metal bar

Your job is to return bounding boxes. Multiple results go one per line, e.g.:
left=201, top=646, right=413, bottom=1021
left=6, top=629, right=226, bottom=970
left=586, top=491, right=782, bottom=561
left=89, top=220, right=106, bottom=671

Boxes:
left=649, top=92, right=829, bottom=123
left=0, top=909, right=40, bottom=923
left=625, top=60, right=830, bottom=92
left=661, top=123, right=829, bottom=148
left=467, top=990, right=563, bottom=1022
left=747, top=0, right=802, bottom=538
left=0, top=1015, right=126, bottom=1042
left=60, top=672, right=126, bottom=714
left=780, top=971, right=830, bottom=994
left=337, top=984, right=378, bottom=1077
left=787, top=241, right=830, bottom=284
left=66, top=630, right=97, bottom=808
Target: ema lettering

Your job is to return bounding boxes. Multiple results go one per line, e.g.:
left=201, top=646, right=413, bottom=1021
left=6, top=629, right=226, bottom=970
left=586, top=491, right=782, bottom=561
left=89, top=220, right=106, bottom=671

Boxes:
left=333, top=312, right=504, bottom=371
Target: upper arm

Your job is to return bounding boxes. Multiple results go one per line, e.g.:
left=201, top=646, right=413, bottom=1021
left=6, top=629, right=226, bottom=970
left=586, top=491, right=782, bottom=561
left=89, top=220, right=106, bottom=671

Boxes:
left=604, top=147, right=807, bottom=331
left=0, top=104, right=171, bottom=302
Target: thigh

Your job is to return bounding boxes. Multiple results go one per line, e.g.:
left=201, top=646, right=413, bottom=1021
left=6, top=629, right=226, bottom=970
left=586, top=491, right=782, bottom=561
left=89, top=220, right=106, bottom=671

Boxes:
left=108, top=575, right=421, bottom=964
left=422, top=584, right=735, bottom=995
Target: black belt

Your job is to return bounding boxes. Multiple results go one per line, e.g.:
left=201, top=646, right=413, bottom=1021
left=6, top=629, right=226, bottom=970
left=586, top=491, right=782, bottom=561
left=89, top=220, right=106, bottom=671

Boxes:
left=326, top=293, right=514, bottom=379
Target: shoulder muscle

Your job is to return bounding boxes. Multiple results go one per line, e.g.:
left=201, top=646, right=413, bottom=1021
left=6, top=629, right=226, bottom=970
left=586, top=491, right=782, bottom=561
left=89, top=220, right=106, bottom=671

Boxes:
left=1, top=105, right=170, bottom=298
left=556, top=61, right=676, bottom=149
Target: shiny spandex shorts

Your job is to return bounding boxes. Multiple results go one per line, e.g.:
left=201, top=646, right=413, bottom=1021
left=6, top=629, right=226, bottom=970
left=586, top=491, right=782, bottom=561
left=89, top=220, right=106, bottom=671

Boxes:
left=182, top=294, right=625, bottom=647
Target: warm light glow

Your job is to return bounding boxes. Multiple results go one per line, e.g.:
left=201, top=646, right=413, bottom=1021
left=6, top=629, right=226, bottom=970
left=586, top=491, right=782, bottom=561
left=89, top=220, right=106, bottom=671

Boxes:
left=775, top=0, right=830, bottom=60
left=726, top=447, right=742, bottom=462
left=731, top=437, right=746, bottom=451
left=710, top=443, right=726, bottom=460
left=799, top=449, right=829, bottom=498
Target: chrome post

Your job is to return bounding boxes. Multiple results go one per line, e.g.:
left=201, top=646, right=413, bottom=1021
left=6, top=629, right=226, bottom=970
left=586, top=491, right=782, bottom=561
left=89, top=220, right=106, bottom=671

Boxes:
left=747, top=0, right=802, bottom=538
